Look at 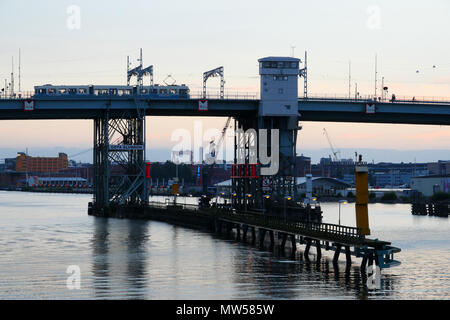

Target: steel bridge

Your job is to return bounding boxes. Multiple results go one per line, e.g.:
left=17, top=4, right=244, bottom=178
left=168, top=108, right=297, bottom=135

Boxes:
left=1, top=96, right=450, bottom=124
left=1, top=94, right=450, bottom=208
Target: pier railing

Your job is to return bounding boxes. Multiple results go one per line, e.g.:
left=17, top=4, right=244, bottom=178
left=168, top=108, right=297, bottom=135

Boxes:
left=215, top=210, right=365, bottom=245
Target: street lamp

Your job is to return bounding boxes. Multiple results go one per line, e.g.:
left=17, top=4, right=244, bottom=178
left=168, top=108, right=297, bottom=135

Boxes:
left=338, top=199, right=348, bottom=225
left=231, top=192, right=237, bottom=211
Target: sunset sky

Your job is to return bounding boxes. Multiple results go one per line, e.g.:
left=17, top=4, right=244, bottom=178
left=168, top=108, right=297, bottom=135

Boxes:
left=0, top=0, right=449, bottom=163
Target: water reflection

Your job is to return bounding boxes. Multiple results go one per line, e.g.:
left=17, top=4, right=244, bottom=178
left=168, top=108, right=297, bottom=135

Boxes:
left=229, top=239, right=399, bottom=299
left=91, top=218, right=110, bottom=296
left=91, top=218, right=150, bottom=299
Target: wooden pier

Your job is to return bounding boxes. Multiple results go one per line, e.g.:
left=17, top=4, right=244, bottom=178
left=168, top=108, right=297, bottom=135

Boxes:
left=412, top=201, right=450, bottom=217
left=88, top=200, right=401, bottom=270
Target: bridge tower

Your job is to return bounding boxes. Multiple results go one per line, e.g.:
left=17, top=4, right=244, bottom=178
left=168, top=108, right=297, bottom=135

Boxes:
left=93, top=108, right=148, bottom=210
left=232, top=57, right=302, bottom=209
left=258, top=57, right=302, bottom=202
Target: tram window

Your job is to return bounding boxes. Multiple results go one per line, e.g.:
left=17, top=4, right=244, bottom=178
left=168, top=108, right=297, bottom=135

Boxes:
left=79, top=88, right=87, bottom=94
left=58, top=88, right=67, bottom=94
left=160, top=89, right=168, bottom=94
left=179, top=89, right=188, bottom=96
left=169, top=89, right=177, bottom=94
left=151, top=89, right=158, bottom=94
left=140, top=89, right=148, bottom=94
left=109, top=89, right=117, bottom=95
left=48, top=88, right=56, bottom=94
left=37, top=89, right=46, bottom=94
left=68, top=88, right=77, bottom=94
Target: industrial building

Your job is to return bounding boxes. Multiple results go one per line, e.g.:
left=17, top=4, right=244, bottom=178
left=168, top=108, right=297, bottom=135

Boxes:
left=296, top=177, right=351, bottom=196
left=15, top=152, right=68, bottom=173
left=410, top=175, right=450, bottom=197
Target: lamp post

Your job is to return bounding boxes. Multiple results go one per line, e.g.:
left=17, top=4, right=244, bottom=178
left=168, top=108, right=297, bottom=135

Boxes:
left=263, top=195, right=270, bottom=216
left=284, top=196, right=292, bottom=222
left=245, top=194, right=252, bottom=213
left=231, top=192, right=237, bottom=211
left=338, top=199, right=348, bottom=225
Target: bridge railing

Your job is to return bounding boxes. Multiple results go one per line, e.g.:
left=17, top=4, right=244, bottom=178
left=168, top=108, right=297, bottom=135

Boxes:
left=0, top=92, right=34, bottom=99
left=301, top=93, right=450, bottom=104
left=189, top=91, right=259, bottom=100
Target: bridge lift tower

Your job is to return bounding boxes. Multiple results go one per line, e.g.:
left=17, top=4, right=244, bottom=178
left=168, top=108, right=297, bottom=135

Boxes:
left=203, top=66, right=224, bottom=99
left=127, top=49, right=154, bottom=86
left=232, top=56, right=302, bottom=210
left=93, top=49, right=154, bottom=211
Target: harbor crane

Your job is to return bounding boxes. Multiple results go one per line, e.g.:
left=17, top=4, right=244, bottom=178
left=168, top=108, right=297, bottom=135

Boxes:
left=207, top=116, right=232, bottom=162
left=323, top=128, right=340, bottom=161
left=203, top=116, right=232, bottom=194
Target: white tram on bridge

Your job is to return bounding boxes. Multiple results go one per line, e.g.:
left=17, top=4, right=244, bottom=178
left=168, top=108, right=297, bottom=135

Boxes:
left=34, top=84, right=190, bottom=99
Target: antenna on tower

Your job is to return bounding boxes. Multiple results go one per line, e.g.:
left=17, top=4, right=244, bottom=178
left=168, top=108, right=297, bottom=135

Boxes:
left=348, top=60, right=351, bottom=99
left=374, top=53, right=378, bottom=99
left=127, top=55, right=130, bottom=85
left=299, top=51, right=308, bottom=98
left=18, top=49, right=21, bottom=93
left=11, top=56, right=14, bottom=97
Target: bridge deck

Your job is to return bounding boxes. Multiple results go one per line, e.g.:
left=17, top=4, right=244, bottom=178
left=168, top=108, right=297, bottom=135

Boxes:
left=0, top=95, right=449, bottom=124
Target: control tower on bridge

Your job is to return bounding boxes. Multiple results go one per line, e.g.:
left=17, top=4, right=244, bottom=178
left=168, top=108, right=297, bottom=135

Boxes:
left=232, top=57, right=302, bottom=211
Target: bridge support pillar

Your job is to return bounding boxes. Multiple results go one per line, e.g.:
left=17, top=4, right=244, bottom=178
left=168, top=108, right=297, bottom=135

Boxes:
left=316, top=240, right=322, bottom=261
left=304, top=238, right=312, bottom=258
left=360, top=254, right=368, bottom=271
left=226, top=222, right=232, bottom=236
left=280, top=233, right=287, bottom=251
left=92, top=109, right=148, bottom=211
left=268, top=230, right=275, bottom=248
left=242, top=225, right=248, bottom=242
left=236, top=224, right=241, bottom=240
left=251, top=227, right=256, bottom=245
left=333, top=244, right=342, bottom=264
left=258, top=229, right=266, bottom=248
left=290, top=235, right=296, bottom=257
left=214, top=219, right=222, bottom=234
left=345, top=246, right=352, bottom=265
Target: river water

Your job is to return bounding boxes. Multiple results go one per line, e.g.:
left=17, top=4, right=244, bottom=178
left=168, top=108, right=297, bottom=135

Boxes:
left=0, top=191, right=448, bottom=299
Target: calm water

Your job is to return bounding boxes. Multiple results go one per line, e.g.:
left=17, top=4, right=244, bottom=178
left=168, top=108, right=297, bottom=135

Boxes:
left=0, top=191, right=448, bottom=300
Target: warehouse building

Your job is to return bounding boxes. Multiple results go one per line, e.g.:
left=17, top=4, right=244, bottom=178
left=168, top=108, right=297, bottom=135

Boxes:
left=410, top=175, right=450, bottom=197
